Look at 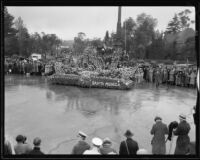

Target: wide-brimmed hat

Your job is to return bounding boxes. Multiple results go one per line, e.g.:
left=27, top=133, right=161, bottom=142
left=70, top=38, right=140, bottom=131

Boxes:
left=124, top=130, right=133, bottom=137
left=179, top=114, right=186, bottom=120
left=154, top=116, right=162, bottom=122
left=77, top=131, right=87, bottom=138
left=92, top=137, right=102, bottom=146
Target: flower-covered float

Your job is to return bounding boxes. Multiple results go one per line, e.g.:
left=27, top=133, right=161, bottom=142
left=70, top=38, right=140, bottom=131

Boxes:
left=47, top=47, right=137, bottom=90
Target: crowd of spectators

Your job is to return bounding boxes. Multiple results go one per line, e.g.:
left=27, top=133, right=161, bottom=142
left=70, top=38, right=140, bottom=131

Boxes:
left=4, top=57, right=45, bottom=76
left=4, top=113, right=196, bottom=155
left=135, top=64, right=197, bottom=88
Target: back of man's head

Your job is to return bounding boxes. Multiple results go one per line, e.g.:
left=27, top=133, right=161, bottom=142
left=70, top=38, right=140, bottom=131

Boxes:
left=33, top=137, right=41, bottom=147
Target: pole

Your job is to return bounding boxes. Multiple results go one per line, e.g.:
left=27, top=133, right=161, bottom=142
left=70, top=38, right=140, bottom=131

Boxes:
left=125, top=21, right=126, bottom=54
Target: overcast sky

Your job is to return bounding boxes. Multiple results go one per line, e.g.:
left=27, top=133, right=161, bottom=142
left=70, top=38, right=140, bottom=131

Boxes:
left=7, top=6, right=195, bottom=41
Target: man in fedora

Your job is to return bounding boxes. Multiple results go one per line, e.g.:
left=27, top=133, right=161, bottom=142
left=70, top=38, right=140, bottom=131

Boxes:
left=83, top=137, right=102, bottom=155
left=72, top=131, right=90, bottom=154
left=100, top=137, right=117, bottom=155
left=150, top=116, right=168, bottom=154
left=174, top=114, right=191, bottom=155
left=119, top=130, right=139, bottom=155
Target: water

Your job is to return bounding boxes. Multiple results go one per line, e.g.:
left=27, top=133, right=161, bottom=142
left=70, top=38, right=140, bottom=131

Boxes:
left=5, top=75, right=196, bottom=154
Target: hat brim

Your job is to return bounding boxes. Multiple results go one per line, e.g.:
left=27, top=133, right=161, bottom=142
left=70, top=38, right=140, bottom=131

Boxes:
left=124, top=133, right=133, bottom=137
left=179, top=116, right=186, bottom=120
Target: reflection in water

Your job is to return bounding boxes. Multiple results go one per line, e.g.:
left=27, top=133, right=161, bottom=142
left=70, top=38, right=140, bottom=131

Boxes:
left=47, top=84, right=126, bottom=116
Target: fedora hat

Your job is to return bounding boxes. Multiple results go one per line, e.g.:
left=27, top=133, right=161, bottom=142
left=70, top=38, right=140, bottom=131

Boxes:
left=124, top=130, right=133, bottom=137
left=154, top=116, right=162, bottom=122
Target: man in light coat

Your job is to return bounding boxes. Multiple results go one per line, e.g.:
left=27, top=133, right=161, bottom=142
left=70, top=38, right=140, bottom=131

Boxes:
left=150, top=116, right=168, bottom=154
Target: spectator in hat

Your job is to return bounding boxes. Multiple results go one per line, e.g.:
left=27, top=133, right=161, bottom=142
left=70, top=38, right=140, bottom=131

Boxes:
left=29, top=137, right=44, bottom=155
left=174, top=114, right=191, bottom=155
left=83, top=137, right=102, bottom=155
left=100, top=137, right=117, bottom=155
left=14, top=135, right=32, bottom=154
left=71, top=131, right=90, bottom=154
left=119, top=130, right=139, bottom=155
left=150, top=116, right=168, bottom=154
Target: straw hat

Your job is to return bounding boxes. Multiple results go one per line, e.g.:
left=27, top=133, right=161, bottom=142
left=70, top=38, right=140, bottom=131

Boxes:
left=92, top=137, right=102, bottom=146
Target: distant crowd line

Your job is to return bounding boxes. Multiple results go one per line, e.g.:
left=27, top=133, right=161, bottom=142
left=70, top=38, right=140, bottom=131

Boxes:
left=135, top=65, right=197, bottom=88
left=4, top=58, right=45, bottom=76
left=4, top=112, right=196, bottom=155
left=5, top=58, right=197, bottom=89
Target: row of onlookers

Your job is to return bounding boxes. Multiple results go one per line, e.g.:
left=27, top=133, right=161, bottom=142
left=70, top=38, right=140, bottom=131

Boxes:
left=135, top=65, right=197, bottom=88
left=5, top=135, right=44, bottom=155
left=4, top=58, right=45, bottom=76
left=4, top=110, right=196, bottom=155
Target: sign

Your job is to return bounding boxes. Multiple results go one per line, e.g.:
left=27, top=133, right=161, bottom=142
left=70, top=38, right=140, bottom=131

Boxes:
left=91, top=77, right=120, bottom=88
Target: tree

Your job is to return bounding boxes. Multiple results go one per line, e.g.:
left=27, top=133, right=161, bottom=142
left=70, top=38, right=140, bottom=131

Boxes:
left=146, top=30, right=165, bottom=59
left=4, top=7, right=18, bottom=56
left=41, top=33, right=61, bottom=58
left=90, top=38, right=103, bottom=48
left=122, top=17, right=137, bottom=54
left=73, top=32, right=87, bottom=54
left=4, top=7, right=17, bottom=37
left=166, top=14, right=181, bottom=34
left=104, top=31, right=110, bottom=46
left=166, top=9, right=194, bottom=34
left=134, top=13, right=157, bottom=59
left=14, top=17, right=30, bottom=57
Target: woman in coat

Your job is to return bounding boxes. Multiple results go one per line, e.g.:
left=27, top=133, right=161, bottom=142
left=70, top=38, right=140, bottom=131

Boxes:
left=174, top=114, right=191, bottom=155
left=150, top=116, right=168, bottom=154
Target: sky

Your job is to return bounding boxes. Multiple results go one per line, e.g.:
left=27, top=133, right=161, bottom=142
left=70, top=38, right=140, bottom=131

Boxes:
left=7, top=6, right=195, bottom=41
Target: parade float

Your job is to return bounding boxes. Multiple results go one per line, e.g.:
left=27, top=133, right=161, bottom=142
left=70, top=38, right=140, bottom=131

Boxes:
left=47, top=47, right=137, bottom=90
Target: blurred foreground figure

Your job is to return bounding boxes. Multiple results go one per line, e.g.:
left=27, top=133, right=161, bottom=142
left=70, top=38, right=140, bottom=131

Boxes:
left=119, top=130, right=139, bottom=155
left=174, top=114, right=191, bottom=155
left=150, top=116, right=168, bottom=154
left=166, top=121, right=178, bottom=154
left=14, top=135, right=32, bottom=154
left=100, top=138, right=117, bottom=155
left=29, top=137, right=44, bottom=155
left=4, top=138, right=12, bottom=155
left=137, top=148, right=149, bottom=155
left=71, top=131, right=90, bottom=154
left=83, top=137, right=102, bottom=155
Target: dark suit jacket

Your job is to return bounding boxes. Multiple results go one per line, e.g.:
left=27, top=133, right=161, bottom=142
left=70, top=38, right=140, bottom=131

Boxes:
left=29, top=147, right=44, bottom=155
left=119, top=138, right=139, bottom=155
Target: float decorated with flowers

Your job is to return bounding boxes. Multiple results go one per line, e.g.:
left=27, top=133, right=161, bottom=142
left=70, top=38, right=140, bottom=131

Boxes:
left=47, top=47, right=137, bottom=90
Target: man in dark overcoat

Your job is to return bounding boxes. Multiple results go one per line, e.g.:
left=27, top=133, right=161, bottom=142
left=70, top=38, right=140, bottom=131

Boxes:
left=71, top=131, right=90, bottom=154
left=119, top=130, right=139, bottom=155
left=150, top=116, right=168, bottom=154
left=174, top=114, right=191, bottom=155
